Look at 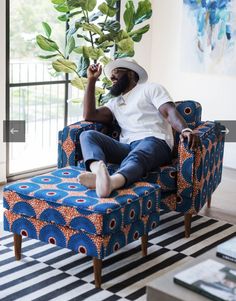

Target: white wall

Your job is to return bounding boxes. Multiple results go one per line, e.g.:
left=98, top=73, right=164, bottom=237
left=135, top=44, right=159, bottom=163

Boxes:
left=149, top=0, right=236, bottom=168
left=0, top=1, right=6, bottom=183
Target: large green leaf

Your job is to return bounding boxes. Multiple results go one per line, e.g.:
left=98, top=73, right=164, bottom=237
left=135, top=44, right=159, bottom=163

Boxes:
left=42, top=22, right=52, bottom=38
left=96, top=32, right=115, bottom=44
left=52, top=59, right=77, bottom=73
left=123, top=0, right=135, bottom=32
left=38, top=54, right=60, bottom=60
left=67, top=0, right=96, bottom=11
left=83, top=0, right=97, bottom=11
left=115, top=30, right=129, bottom=43
left=105, top=0, right=118, bottom=6
left=98, top=2, right=117, bottom=17
left=82, top=23, right=103, bottom=36
left=115, top=50, right=135, bottom=58
left=100, top=55, right=112, bottom=65
left=135, top=0, right=152, bottom=25
left=66, top=36, right=75, bottom=56
left=66, top=0, right=80, bottom=9
left=117, top=36, right=134, bottom=53
left=78, top=56, right=90, bottom=77
left=58, top=15, right=68, bottom=21
left=71, top=76, right=87, bottom=90
left=97, top=40, right=114, bottom=50
left=74, top=46, right=104, bottom=60
left=36, top=35, right=59, bottom=52
left=99, top=20, right=120, bottom=33
left=72, top=46, right=83, bottom=54
left=87, top=47, right=104, bottom=60
left=51, top=0, right=65, bottom=4
left=129, top=24, right=150, bottom=36
left=129, top=24, right=150, bottom=42
left=54, top=3, right=69, bottom=12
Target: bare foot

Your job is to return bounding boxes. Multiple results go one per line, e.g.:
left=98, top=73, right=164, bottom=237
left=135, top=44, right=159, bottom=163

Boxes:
left=77, top=172, right=96, bottom=189
left=96, top=161, right=112, bottom=198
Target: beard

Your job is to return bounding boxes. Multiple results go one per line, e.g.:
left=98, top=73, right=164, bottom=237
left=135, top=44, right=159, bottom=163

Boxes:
left=110, top=73, right=130, bottom=97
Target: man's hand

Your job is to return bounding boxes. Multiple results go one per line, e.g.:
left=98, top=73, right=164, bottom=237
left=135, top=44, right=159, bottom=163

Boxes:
left=180, top=131, right=200, bottom=151
left=87, top=63, right=102, bottom=81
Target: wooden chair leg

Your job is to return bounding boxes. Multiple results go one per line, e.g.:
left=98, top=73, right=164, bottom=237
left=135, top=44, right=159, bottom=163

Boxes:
left=184, top=213, right=192, bottom=238
left=93, top=257, right=102, bottom=288
left=14, top=233, right=22, bottom=260
left=141, top=234, right=148, bottom=257
left=207, top=196, right=212, bottom=208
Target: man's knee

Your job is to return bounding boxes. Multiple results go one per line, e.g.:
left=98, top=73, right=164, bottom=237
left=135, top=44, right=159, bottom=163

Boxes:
left=80, top=130, right=99, bottom=143
left=130, top=149, right=149, bottom=162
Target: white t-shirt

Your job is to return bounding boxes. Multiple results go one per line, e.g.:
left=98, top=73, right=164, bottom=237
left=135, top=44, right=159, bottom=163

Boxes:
left=104, top=82, right=174, bottom=150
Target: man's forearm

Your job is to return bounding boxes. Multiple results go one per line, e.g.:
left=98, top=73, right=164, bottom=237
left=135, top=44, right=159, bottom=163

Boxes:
left=167, top=108, right=188, bottom=133
left=83, top=78, right=97, bottom=119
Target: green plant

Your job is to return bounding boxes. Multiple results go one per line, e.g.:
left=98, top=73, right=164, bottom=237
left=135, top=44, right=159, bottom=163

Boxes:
left=36, top=0, right=152, bottom=104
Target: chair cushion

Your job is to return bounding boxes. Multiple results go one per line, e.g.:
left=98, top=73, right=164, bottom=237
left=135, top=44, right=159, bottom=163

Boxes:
left=3, top=167, right=160, bottom=236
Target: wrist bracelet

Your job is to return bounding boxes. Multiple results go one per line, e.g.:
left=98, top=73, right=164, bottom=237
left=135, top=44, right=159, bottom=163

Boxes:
left=181, top=127, right=193, bottom=134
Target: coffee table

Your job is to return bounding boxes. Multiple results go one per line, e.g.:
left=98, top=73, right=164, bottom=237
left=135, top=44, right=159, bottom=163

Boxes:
left=146, top=247, right=236, bottom=301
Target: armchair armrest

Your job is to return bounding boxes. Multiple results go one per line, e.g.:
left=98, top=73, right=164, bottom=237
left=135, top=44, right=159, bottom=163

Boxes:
left=177, top=121, right=225, bottom=214
left=58, top=120, right=105, bottom=168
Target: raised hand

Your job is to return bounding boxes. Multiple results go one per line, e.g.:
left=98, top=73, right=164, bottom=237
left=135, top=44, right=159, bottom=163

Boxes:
left=87, top=63, right=102, bottom=80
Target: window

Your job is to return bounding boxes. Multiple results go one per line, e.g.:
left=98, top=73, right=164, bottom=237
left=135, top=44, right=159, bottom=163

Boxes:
left=7, top=0, right=77, bottom=176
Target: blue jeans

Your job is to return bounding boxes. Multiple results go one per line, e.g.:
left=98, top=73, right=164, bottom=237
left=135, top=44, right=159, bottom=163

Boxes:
left=80, top=130, right=172, bottom=186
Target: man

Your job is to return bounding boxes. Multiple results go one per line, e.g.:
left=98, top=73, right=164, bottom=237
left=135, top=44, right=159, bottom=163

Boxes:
left=78, top=58, right=198, bottom=198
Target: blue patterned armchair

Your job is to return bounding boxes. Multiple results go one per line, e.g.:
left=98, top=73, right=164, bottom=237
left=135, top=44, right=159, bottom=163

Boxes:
left=58, top=100, right=225, bottom=237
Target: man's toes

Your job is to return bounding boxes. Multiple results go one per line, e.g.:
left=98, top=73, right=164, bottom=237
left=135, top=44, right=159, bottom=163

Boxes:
left=77, top=172, right=96, bottom=189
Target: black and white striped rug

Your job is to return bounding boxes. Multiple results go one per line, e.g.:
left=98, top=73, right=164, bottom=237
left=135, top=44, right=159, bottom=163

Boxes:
left=1, top=211, right=236, bottom=301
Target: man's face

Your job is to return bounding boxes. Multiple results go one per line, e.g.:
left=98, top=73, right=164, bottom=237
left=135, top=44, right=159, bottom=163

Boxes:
left=110, top=68, right=130, bottom=96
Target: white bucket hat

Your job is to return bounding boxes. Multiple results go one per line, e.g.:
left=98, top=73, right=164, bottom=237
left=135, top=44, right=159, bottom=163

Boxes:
left=104, top=58, right=148, bottom=84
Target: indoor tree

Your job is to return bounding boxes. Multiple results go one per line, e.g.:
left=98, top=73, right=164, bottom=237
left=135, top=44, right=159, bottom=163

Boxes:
left=36, top=0, right=152, bottom=104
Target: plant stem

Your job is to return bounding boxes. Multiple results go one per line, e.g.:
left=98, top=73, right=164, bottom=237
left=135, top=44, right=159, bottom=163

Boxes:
left=104, top=15, right=108, bottom=26
left=83, top=9, right=94, bottom=48
left=57, top=49, right=65, bottom=59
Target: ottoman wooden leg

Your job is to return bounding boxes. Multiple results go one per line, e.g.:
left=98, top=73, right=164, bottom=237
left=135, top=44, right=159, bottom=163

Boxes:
left=14, top=233, right=22, bottom=260
left=141, top=234, right=148, bottom=257
left=93, top=257, right=102, bottom=288
left=184, top=213, right=192, bottom=238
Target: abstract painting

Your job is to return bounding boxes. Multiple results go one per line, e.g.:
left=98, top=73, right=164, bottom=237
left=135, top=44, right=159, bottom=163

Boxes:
left=181, top=0, right=236, bottom=75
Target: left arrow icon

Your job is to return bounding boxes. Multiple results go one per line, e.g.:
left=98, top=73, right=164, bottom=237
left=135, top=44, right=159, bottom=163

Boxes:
left=10, top=128, right=19, bottom=135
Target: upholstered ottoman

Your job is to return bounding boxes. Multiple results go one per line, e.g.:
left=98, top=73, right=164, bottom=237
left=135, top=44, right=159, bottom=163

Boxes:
left=3, top=166, right=161, bottom=288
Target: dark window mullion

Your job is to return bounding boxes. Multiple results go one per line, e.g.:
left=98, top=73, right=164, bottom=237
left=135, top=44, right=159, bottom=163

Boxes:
left=6, top=0, right=10, bottom=177
left=64, top=19, right=70, bottom=126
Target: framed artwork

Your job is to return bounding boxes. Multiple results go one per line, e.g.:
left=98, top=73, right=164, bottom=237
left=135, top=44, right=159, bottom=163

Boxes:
left=181, top=0, right=236, bottom=75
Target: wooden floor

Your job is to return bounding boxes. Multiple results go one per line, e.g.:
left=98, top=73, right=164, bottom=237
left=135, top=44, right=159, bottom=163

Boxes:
left=1, top=167, right=236, bottom=224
